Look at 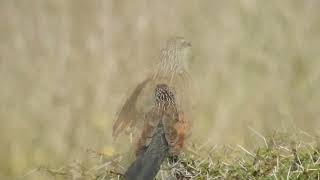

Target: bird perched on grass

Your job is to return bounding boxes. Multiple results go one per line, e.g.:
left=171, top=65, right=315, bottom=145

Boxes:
left=112, top=36, right=195, bottom=179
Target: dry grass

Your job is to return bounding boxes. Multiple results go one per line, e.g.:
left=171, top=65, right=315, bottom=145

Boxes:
left=1, top=0, right=320, bottom=179
left=24, top=131, right=320, bottom=179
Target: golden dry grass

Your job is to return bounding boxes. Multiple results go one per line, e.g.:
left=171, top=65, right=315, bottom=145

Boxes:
left=1, top=0, right=320, bottom=179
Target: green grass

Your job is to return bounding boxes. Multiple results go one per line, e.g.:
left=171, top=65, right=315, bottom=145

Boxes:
left=26, top=132, right=320, bottom=179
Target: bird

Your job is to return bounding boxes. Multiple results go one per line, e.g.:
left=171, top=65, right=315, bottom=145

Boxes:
left=112, top=36, right=194, bottom=141
left=112, top=36, right=195, bottom=179
left=124, top=84, right=186, bottom=180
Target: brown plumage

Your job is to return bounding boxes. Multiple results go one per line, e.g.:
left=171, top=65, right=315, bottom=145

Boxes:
left=112, top=78, right=151, bottom=138
left=135, top=84, right=186, bottom=156
left=115, top=37, right=194, bottom=179
left=125, top=84, right=186, bottom=180
left=112, top=37, right=193, bottom=143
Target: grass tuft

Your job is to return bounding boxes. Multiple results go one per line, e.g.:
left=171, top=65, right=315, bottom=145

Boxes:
left=27, top=133, right=320, bottom=179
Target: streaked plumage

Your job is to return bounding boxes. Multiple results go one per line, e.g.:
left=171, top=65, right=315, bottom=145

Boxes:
left=112, top=36, right=193, bottom=149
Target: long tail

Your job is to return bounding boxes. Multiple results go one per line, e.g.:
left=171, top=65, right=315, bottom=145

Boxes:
left=125, top=122, right=168, bottom=180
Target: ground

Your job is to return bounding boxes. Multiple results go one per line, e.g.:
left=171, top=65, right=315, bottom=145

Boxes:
left=25, top=131, right=320, bottom=179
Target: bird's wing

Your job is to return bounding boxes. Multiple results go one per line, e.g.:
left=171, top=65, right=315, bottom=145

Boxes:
left=125, top=104, right=186, bottom=180
left=135, top=107, right=186, bottom=156
left=112, top=78, right=151, bottom=138
left=134, top=109, right=162, bottom=155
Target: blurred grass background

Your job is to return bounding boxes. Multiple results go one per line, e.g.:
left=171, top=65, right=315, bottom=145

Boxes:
left=1, top=0, right=320, bottom=178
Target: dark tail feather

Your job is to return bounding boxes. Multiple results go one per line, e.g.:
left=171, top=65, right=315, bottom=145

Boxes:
left=125, top=123, right=168, bottom=180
